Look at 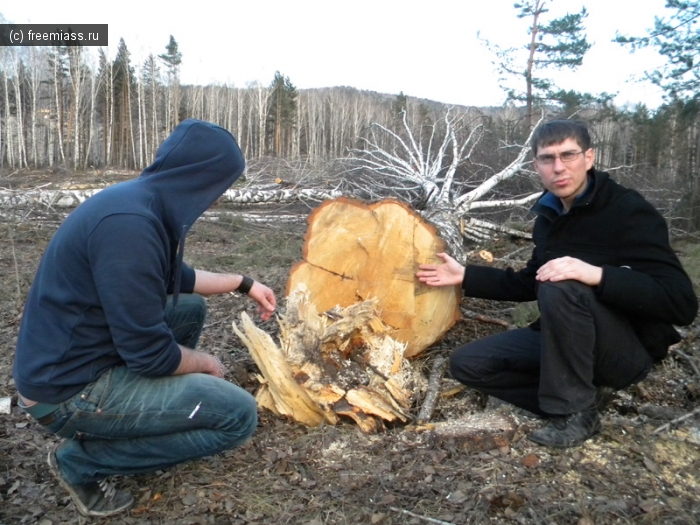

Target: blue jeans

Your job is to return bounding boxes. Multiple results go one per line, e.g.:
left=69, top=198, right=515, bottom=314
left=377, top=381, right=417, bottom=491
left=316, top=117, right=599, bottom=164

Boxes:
left=36, top=294, right=258, bottom=485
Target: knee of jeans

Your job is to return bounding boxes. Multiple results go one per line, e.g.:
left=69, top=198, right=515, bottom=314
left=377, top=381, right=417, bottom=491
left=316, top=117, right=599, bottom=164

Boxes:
left=222, top=388, right=258, bottom=437
left=240, top=394, right=258, bottom=436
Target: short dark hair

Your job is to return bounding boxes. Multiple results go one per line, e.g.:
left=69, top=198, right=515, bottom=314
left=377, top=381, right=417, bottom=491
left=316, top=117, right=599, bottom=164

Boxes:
left=530, top=120, right=591, bottom=156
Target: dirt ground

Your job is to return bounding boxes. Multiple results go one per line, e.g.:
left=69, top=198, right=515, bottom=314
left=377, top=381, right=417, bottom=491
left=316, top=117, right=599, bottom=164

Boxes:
left=1, top=170, right=699, bottom=525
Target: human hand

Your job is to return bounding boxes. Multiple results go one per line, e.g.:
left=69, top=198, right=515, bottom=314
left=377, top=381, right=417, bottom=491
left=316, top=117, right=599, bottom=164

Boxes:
left=536, top=256, right=603, bottom=286
left=248, top=281, right=277, bottom=321
left=416, top=252, right=465, bottom=287
left=175, top=347, right=227, bottom=378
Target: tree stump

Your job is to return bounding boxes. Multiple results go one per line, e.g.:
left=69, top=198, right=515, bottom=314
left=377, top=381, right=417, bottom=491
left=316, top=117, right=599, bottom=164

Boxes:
left=231, top=197, right=463, bottom=432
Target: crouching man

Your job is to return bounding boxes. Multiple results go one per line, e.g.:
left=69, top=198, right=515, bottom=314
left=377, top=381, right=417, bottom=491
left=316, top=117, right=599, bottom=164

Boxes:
left=417, top=119, right=697, bottom=448
left=13, top=119, right=276, bottom=517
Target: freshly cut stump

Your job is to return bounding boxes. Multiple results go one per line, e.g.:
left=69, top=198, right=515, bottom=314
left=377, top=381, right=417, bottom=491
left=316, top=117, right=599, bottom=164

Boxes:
left=286, top=197, right=461, bottom=357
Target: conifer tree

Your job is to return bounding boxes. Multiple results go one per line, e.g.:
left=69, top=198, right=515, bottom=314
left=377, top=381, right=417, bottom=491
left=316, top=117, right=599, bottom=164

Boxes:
left=616, top=0, right=700, bottom=102
left=112, top=38, right=135, bottom=167
left=392, top=91, right=408, bottom=116
left=485, top=0, right=594, bottom=128
left=266, top=71, right=297, bottom=157
left=158, top=35, right=182, bottom=127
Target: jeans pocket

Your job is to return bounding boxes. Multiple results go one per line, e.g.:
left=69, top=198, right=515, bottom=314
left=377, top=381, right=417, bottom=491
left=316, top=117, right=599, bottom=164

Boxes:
left=70, top=367, right=115, bottom=412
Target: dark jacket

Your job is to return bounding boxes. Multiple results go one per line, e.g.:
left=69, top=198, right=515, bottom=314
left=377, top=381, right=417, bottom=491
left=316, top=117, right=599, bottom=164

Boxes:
left=13, top=119, right=245, bottom=403
left=463, top=169, right=698, bottom=360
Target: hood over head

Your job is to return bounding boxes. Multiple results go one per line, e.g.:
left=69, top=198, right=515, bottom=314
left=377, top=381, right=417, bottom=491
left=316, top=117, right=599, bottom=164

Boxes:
left=139, top=118, right=244, bottom=236
left=139, top=119, right=245, bottom=304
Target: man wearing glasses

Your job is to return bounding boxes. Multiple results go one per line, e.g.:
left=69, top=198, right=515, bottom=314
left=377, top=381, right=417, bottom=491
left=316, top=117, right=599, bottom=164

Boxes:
left=417, top=119, right=697, bottom=448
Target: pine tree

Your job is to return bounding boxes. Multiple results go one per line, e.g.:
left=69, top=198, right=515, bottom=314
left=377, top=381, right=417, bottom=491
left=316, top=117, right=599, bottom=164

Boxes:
left=159, top=35, right=182, bottom=127
left=617, top=0, right=700, bottom=102
left=112, top=38, right=135, bottom=167
left=266, top=71, right=297, bottom=157
left=392, top=91, right=408, bottom=116
left=485, top=0, right=595, bottom=128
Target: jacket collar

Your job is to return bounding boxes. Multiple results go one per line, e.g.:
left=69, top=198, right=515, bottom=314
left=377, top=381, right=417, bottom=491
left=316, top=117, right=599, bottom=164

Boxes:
left=531, top=168, right=608, bottom=219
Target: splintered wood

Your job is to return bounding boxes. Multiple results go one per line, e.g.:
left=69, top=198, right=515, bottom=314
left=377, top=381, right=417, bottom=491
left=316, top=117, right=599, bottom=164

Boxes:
left=286, top=197, right=461, bottom=358
left=233, top=284, right=424, bottom=432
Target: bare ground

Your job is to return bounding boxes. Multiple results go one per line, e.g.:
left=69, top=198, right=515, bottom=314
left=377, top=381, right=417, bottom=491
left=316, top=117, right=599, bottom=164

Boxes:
left=1, top=170, right=699, bottom=525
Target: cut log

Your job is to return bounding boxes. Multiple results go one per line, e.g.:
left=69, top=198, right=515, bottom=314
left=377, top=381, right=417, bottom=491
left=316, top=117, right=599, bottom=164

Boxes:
left=232, top=283, right=426, bottom=432
left=286, top=197, right=461, bottom=357
left=416, top=355, right=447, bottom=425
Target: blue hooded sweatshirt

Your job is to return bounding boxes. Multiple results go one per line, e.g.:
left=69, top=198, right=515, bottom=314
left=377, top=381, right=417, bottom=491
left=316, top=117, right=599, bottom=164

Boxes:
left=13, top=119, right=245, bottom=403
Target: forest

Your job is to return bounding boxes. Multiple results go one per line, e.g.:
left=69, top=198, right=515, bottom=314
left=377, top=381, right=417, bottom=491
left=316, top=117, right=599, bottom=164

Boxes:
left=0, top=2, right=700, bottom=233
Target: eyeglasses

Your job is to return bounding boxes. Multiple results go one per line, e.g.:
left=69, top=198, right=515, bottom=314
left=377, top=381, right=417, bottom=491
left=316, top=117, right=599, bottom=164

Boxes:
left=535, top=150, right=584, bottom=165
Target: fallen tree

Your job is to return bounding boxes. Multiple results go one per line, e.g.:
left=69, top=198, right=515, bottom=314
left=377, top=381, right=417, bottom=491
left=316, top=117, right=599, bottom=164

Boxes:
left=346, top=109, right=542, bottom=261
left=0, top=186, right=343, bottom=209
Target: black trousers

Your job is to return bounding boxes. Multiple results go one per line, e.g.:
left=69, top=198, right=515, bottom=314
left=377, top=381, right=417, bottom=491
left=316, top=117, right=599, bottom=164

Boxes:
left=450, top=280, right=654, bottom=416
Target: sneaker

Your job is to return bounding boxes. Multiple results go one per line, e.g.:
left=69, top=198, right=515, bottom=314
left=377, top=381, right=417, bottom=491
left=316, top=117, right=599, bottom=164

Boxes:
left=48, top=446, right=134, bottom=517
left=528, top=406, right=601, bottom=448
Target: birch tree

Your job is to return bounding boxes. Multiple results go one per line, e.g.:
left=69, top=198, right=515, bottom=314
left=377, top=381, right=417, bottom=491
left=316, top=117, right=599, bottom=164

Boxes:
left=9, top=50, right=28, bottom=169
left=349, top=110, right=542, bottom=261
left=24, top=47, right=46, bottom=167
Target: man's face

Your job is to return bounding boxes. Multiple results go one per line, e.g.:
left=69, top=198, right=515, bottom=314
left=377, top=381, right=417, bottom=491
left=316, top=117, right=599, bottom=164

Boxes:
left=534, top=137, right=594, bottom=211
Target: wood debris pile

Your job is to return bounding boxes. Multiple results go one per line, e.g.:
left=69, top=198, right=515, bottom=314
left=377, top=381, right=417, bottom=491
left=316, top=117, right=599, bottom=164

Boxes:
left=233, top=284, right=425, bottom=432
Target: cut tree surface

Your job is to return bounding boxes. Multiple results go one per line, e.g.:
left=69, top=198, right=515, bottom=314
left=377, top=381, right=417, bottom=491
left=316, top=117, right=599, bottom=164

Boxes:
left=286, top=197, right=461, bottom=357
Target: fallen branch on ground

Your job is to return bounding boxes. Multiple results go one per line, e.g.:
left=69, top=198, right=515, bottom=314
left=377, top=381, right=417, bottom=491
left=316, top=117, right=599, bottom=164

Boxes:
left=652, top=406, right=700, bottom=434
left=389, top=507, right=456, bottom=525
left=460, top=308, right=515, bottom=330
left=416, top=355, right=448, bottom=425
left=671, top=347, right=700, bottom=378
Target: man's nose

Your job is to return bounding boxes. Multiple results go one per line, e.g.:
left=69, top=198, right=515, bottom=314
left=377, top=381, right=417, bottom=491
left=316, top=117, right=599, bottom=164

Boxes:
left=552, top=156, right=567, bottom=170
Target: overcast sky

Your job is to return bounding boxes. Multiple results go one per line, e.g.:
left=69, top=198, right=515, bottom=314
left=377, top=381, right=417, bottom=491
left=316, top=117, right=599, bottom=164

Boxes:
left=2, top=0, right=670, bottom=109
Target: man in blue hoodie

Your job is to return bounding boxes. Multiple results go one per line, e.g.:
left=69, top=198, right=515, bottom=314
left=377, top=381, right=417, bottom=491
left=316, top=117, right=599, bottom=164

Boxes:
left=12, top=119, right=277, bottom=517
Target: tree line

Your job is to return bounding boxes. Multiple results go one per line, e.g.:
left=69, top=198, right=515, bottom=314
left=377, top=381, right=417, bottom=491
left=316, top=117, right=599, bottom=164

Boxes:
left=0, top=1, right=699, bottom=230
left=0, top=37, right=429, bottom=171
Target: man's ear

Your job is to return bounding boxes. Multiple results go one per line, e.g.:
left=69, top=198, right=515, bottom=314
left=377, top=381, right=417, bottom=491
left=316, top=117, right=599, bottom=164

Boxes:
left=584, top=148, right=595, bottom=170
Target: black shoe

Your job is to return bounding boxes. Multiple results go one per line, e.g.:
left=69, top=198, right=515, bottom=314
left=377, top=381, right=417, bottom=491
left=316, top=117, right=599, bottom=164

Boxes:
left=528, top=407, right=601, bottom=448
left=48, top=446, right=134, bottom=517
left=595, top=386, right=615, bottom=412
